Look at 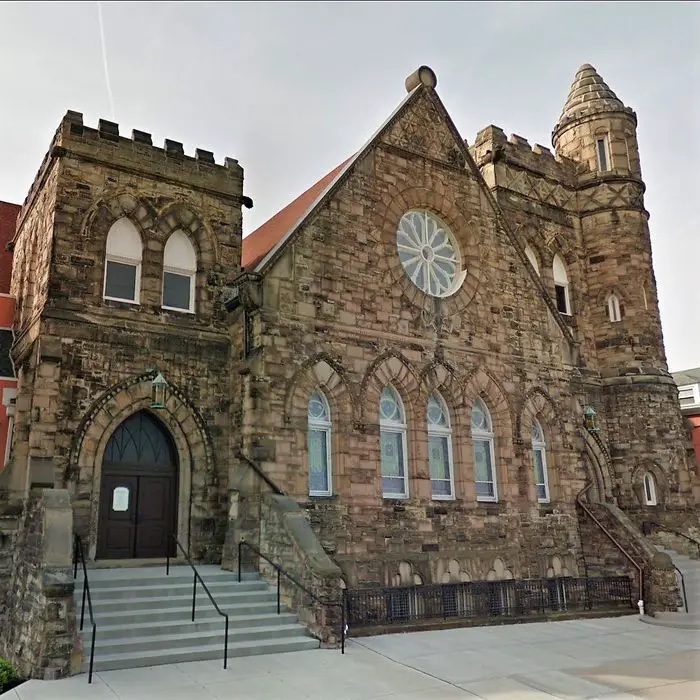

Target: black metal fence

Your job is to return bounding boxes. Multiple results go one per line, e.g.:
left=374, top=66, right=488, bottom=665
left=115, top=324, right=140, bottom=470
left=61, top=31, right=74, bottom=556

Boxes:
left=345, top=576, right=633, bottom=627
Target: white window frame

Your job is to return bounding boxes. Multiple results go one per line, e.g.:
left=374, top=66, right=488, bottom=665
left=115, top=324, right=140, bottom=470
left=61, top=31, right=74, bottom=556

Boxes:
left=596, top=135, right=611, bottom=172
left=643, top=472, right=657, bottom=506
left=524, top=244, right=540, bottom=276
left=553, top=254, right=571, bottom=316
left=162, top=230, right=197, bottom=314
left=607, top=294, right=622, bottom=322
left=532, top=419, right=550, bottom=504
left=307, top=390, right=332, bottom=497
left=103, top=218, right=143, bottom=304
left=678, top=384, right=700, bottom=407
left=427, top=393, right=455, bottom=500
left=380, top=386, right=409, bottom=499
left=472, top=398, right=498, bottom=502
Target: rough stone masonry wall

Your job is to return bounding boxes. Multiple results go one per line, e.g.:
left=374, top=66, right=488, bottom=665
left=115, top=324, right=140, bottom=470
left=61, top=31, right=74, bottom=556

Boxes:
left=0, top=489, right=24, bottom=626
left=1, top=489, right=77, bottom=680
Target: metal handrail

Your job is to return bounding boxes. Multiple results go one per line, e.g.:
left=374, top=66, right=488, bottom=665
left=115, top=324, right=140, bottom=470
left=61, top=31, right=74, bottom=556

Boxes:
left=672, top=565, right=689, bottom=613
left=576, top=483, right=645, bottom=605
left=653, top=525, right=700, bottom=559
left=72, top=534, right=97, bottom=684
left=238, top=540, right=345, bottom=654
left=236, top=450, right=285, bottom=495
left=166, top=535, right=230, bottom=669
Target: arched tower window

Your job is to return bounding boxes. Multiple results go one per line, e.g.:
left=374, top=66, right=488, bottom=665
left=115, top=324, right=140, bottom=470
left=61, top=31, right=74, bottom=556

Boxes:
left=524, top=244, right=540, bottom=276
left=307, top=390, right=332, bottom=496
left=380, top=386, right=408, bottom=499
left=531, top=419, right=550, bottom=503
left=163, top=230, right=197, bottom=312
left=104, top=218, right=143, bottom=303
left=472, top=398, right=497, bottom=502
left=427, top=393, right=454, bottom=500
left=643, top=472, right=657, bottom=506
left=552, top=254, right=571, bottom=315
left=607, top=294, right=622, bottom=322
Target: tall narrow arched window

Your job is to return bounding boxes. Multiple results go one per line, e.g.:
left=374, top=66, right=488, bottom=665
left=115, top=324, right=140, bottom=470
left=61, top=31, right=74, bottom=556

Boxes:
left=552, top=254, right=571, bottom=315
left=104, top=218, right=143, bottom=303
left=531, top=419, right=550, bottom=503
left=162, top=230, right=197, bottom=312
left=380, top=386, right=408, bottom=499
left=524, top=244, right=540, bottom=276
left=427, top=393, right=454, bottom=499
left=607, top=294, right=622, bottom=322
left=472, top=398, right=497, bottom=502
left=643, top=472, right=657, bottom=506
left=308, top=391, right=332, bottom=496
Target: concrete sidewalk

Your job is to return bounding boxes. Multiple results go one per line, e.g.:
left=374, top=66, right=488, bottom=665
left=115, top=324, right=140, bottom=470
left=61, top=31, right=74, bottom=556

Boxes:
left=8, top=616, right=700, bottom=699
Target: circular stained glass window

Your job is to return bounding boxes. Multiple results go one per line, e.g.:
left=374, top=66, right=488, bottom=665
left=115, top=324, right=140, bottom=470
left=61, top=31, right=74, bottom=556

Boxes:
left=396, top=210, right=463, bottom=297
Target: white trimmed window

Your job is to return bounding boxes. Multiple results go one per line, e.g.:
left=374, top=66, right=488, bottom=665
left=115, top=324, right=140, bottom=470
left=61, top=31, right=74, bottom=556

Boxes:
left=380, top=386, right=409, bottom=499
left=104, top=218, right=143, bottom=303
left=643, top=472, right=657, bottom=506
left=427, top=393, right=454, bottom=499
left=678, top=384, right=700, bottom=408
left=553, top=254, right=571, bottom=315
left=596, top=136, right=611, bottom=171
left=607, top=294, right=622, bottom=322
left=162, top=230, right=197, bottom=312
left=472, top=398, right=497, bottom=502
left=524, top=244, right=540, bottom=275
left=308, top=390, right=332, bottom=496
left=532, top=419, right=550, bottom=503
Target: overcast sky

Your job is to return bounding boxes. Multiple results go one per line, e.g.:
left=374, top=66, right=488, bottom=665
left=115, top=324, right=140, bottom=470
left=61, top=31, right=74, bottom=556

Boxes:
left=1, top=2, right=698, bottom=371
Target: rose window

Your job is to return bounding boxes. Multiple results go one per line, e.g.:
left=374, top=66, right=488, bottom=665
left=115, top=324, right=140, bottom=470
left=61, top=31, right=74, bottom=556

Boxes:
left=396, top=210, right=464, bottom=297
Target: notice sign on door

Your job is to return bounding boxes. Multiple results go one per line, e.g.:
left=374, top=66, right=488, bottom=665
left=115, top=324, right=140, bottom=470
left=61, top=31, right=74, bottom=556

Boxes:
left=112, top=486, right=130, bottom=512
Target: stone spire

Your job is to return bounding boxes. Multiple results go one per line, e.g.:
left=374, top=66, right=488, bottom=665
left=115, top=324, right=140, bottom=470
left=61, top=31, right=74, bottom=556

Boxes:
left=555, top=64, right=628, bottom=128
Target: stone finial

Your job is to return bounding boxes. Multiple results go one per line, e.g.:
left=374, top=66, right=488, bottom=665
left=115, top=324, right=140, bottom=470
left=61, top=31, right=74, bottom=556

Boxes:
left=556, top=63, right=626, bottom=126
left=405, top=65, right=437, bottom=93
left=98, top=119, right=119, bottom=142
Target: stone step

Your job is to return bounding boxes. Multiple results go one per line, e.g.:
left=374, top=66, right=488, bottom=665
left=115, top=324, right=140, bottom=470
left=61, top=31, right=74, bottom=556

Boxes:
left=641, top=612, right=700, bottom=630
left=79, top=565, right=256, bottom=586
left=75, top=578, right=269, bottom=599
left=81, top=636, right=320, bottom=673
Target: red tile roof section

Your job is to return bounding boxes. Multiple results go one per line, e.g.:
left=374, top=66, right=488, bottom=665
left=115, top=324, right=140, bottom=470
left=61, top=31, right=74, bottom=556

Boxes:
left=0, top=201, right=19, bottom=294
left=241, top=157, right=353, bottom=270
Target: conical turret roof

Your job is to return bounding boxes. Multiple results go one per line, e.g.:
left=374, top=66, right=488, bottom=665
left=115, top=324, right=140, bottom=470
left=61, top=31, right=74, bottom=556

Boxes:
left=556, top=64, right=628, bottom=128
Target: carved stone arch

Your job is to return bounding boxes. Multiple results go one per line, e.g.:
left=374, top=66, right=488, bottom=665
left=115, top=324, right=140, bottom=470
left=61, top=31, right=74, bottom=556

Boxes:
left=156, top=201, right=220, bottom=267
left=519, top=387, right=569, bottom=449
left=283, top=353, right=356, bottom=429
left=67, top=370, right=216, bottom=560
left=631, top=459, right=667, bottom=506
left=582, top=430, right=615, bottom=503
left=420, top=360, right=463, bottom=433
left=462, top=365, right=514, bottom=436
left=388, top=560, right=425, bottom=587
left=372, top=180, right=485, bottom=314
left=81, top=191, right=158, bottom=245
left=360, top=350, right=421, bottom=424
left=546, top=233, right=577, bottom=268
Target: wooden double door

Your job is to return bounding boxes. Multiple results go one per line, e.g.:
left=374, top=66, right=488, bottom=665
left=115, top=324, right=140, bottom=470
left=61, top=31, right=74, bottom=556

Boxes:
left=97, top=411, right=178, bottom=559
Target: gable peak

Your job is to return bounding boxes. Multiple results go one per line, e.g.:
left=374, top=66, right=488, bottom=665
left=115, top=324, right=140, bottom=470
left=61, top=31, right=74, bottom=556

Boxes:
left=405, top=65, right=438, bottom=93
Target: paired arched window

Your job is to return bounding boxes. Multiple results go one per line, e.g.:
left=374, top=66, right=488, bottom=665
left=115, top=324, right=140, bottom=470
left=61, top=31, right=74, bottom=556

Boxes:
left=427, top=393, right=454, bottom=499
left=380, top=386, right=409, bottom=499
left=163, top=230, right=197, bottom=312
left=607, top=294, right=622, bottom=323
left=104, top=218, right=143, bottom=303
left=307, top=391, right=332, bottom=496
left=643, top=472, right=657, bottom=506
left=524, top=244, right=540, bottom=276
left=552, top=254, right=571, bottom=315
left=531, top=420, right=550, bottom=503
left=472, top=398, right=497, bottom=502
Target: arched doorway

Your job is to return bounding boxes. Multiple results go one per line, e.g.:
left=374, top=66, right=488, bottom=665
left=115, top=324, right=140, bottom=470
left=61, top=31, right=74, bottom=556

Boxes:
left=97, top=411, right=178, bottom=559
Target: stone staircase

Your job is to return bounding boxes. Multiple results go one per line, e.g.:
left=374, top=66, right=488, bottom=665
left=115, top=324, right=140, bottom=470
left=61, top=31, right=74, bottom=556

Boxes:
left=641, top=547, right=700, bottom=630
left=74, top=564, right=319, bottom=673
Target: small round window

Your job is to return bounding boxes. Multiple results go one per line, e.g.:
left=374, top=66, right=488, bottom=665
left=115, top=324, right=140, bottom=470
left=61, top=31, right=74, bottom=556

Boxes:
left=396, top=210, right=463, bottom=297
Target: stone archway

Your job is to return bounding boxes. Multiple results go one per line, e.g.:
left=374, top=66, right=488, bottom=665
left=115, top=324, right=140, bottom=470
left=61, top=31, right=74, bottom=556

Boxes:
left=68, top=372, right=215, bottom=560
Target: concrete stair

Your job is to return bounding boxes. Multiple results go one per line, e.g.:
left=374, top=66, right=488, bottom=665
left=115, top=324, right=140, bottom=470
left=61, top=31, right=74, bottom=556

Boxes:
left=74, top=564, right=319, bottom=672
left=641, top=547, right=700, bottom=630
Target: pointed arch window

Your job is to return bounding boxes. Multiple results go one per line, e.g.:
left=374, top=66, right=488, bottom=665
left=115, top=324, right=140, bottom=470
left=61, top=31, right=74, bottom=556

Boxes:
left=308, top=391, right=332, bottom=496
left=472, top=398, right=497, bottom=502
left=427, top=393, right=454, bottom=499
left=163, top=230, right=197, bottom=312
left=553, top=254, right=571, bottom=315
left=380, top=386, right=408, bottom=499
left=524, top=244, right=540, bottom=276
left=104, top=218, right=143, bottom=303
left=531, top=419, right=550, bottom=503
left=607, top=293, right=622, bottom=322
left=643, top=472, right=657, bottom=506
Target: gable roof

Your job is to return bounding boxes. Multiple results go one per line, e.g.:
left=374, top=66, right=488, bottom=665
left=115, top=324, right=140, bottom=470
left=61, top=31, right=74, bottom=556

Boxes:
left=0, top=201, right=19, bottom=294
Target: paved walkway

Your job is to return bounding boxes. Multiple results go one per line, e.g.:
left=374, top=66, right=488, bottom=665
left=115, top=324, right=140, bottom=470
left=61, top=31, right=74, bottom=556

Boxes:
left=9, top=615, right=700, bottom=699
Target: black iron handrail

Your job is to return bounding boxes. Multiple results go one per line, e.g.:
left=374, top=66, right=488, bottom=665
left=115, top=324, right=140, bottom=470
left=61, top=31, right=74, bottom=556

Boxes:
left=653, top=525, right=700, bottom=559
left=165, top=535, right=230, bottom=669
left=672, top=565, right=689, bottom=613
left=236, top=450, right=285, bottom=495
left=72, top=534, right=97, bottom=684
left=238, top=540, right=345, bottom=653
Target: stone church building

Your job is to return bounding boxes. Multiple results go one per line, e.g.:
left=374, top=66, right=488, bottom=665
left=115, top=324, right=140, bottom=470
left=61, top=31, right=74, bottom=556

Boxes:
left=1, top=64, right=699, bottom=672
